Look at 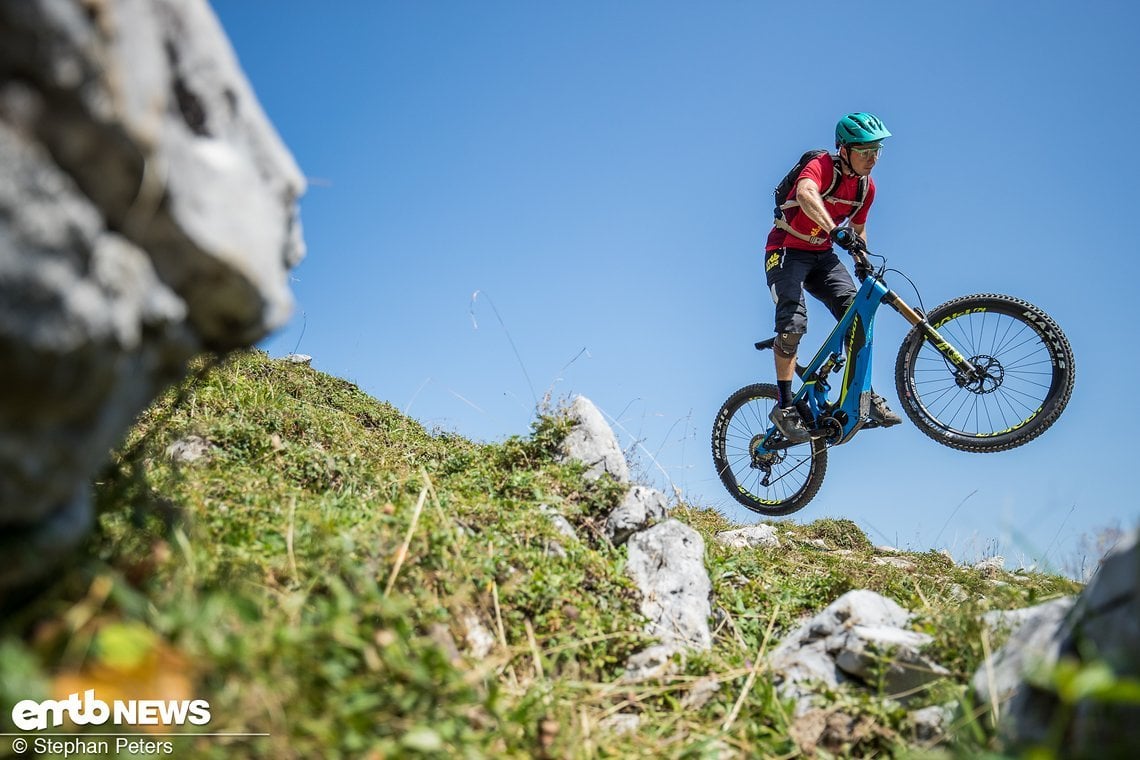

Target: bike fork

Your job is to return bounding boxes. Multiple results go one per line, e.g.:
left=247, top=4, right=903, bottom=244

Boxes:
left=882, top=291, right=979, bottom=379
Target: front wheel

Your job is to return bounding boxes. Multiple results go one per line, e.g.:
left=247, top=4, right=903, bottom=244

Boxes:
left=711, top=383, right=827, bottom=516
left=894, top=294, right=1075, bottom=453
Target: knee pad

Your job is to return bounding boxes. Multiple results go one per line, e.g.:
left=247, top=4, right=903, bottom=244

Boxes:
left=774, top=331, right=802, bottom=358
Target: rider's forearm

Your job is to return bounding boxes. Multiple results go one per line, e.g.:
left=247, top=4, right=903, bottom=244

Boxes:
left=795, top=179, right=836, bottom=233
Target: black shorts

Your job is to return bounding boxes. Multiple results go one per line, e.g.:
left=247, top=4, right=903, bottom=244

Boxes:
left=765, top=247, right=856, bottom=335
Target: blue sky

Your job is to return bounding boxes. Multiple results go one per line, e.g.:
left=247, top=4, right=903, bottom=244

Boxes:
left=210, top=0, right=1138, bottom=575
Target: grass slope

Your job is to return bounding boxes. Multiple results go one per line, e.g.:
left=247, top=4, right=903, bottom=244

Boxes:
left=0, top=351, right=1080, bottom=759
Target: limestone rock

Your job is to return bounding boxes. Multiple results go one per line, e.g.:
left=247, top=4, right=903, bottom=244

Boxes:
left=605, top=485, right=667, bottom=546
left=625, top=519, right=712, bottom=651
left=769, top=590, right=948, bottom=714
left=0, top=0, right=303, bottom=599
left=165, top=435, right=210, bottom=464
left=556, top=396, right=629, bottom=483
left=716, top=524, right=780, bottom=550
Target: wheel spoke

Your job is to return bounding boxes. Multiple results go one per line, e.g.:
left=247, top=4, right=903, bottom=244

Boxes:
left=711, top=385, right=826, bottom=515
left=899, top=298, right=1071, bottom=445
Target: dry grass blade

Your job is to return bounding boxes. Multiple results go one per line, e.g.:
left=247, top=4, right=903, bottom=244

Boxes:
left=525, top=619, right=544, bottom=679
left=723, top=602, right=781, bottom=732
left=383, top=481, right=429, bottom=597
left=979, top=624, right=1000, bottom=725
left=286, top=496, right=298, bottom=583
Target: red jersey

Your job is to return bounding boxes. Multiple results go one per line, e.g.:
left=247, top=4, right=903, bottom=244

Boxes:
left=766, top=153, right=876, bottom=252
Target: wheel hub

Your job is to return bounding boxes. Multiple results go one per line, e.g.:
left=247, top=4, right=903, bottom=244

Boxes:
left=956, top=354, right=1004, bottom=394
left=750, top=434, right=783, bottom=468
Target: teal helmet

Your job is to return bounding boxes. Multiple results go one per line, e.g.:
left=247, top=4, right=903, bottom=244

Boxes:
left=835, top=112, right=892, bottom=146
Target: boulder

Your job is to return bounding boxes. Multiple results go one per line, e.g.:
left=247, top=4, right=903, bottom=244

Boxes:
left=625, top=519, right=712, bottom=652
left=0, top=0, right=303, bottom=600
left=769, top=590, right=948, bottom=714
left=555, top=396, right=629, bottom=483
left=977, top=529, right=1140, bottom=753
left=605, top=485, right=667, bottom=546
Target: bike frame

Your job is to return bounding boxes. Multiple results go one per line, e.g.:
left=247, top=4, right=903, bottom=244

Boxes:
left=761, top=266, right=977, bottom=449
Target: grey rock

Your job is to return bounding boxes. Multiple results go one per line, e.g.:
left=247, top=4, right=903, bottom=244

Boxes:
left=0, top=0, right=303, bottom=599
left=538, top=504, right=577, bottom=558
left=460, top=612, right=496, bottom=660
left=680, top=676, right=722, bottom=710
left=625, top=520, right=712, bottom=651
left=622, top=644, right=678, bottom=683
left=973, top=556, right=1006, bottom=577
left=1060, top=529, right=1140, bottom=752
left=538, top=504, right=578, bottom=541
left=598, top=712, right=640, bottom=736
left=1068, top=528, right=1139, bottom=668
left=910, top=704, right=955, bottom=743
left=605, top=485, right=667, bottom=546
left=282, top=353, right=312, bottom=365
left=0, top=0, right=305, bottom=345
left=873, top=556, right=917, bottom=571
left=980, top=597, right=1074, bottom=637
left=769, top=590, right=947, bottom=714
left=971, top=596, right=1075, bottom=746
left=165, top=435, right=210, bottom=463
left=556, top=396, right=629, bottom=483
left=716, top=524, right=780, bottom=550
left=828, top=624, right=949, bottom=698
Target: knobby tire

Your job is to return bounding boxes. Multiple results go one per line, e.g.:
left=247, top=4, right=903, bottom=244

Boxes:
left=894, top=294, right=1074, bottom=453
left=711, top=383, right=827, bottom=516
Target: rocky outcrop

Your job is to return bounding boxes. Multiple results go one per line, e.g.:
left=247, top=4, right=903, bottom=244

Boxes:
left=976, top=529, right=1140, bottom=754
left=554, top=397, right=712, bottom=686
left=0, top=0, right=304, bottom=600
left=605, top=485, right=667, bottom=546
left=555, top=397, right=629, bottom=483
left=769, top=590, right=949, bottom=715
left=626, top=520, right=713, bottom=652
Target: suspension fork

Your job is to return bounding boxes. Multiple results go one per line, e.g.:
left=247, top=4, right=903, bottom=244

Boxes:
left=880, top=289, right=979, bottom=379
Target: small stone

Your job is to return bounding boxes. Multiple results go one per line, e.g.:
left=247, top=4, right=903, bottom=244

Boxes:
left=165, top=435, right=210, bottom=463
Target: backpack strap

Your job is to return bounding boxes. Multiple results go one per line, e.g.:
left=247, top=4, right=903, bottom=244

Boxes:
left=778, top=153, right=846, bottom=211
left=775, top=155, right=866, bottom=245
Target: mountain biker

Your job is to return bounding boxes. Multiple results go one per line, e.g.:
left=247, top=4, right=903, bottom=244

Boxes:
left=765, top=112, right=902, bottom=442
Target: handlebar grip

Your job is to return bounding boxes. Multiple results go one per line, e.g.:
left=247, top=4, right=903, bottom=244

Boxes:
left=830, top=227, right=865, bottom=253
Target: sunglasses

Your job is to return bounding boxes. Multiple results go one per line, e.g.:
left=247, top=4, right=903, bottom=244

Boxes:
left=849, top=144, right=883, bottom=157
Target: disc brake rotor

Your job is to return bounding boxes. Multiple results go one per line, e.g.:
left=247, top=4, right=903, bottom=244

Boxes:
left=957, top=354, right=1004, bottom=394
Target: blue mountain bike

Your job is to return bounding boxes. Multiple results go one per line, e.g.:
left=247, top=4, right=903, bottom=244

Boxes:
left=712, top=239, right=1075, bottom=516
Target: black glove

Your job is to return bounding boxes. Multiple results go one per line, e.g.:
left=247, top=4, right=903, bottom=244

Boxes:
left=830, top=227, right=865, bottom=253
left=854, top=259, right=872, bottom=281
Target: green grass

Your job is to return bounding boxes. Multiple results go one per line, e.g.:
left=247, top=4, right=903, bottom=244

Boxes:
left=0, top=350, right=1083, bottom=758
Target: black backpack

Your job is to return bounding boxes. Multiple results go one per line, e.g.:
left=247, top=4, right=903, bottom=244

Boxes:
left=772, top=150, right=867, bottom=221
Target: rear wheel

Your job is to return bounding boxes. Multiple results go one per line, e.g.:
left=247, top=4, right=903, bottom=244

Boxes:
left=894, top=294, right=1075, bottom=452
left=711, top=383, right=827, bottom=516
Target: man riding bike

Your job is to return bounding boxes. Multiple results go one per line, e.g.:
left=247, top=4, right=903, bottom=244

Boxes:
left=765, top=112, right=902, bottom=442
